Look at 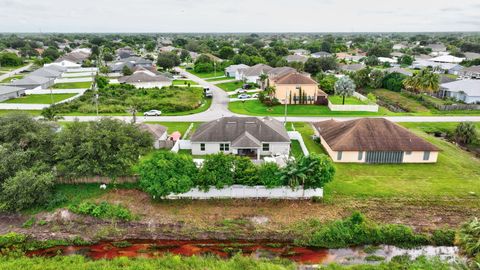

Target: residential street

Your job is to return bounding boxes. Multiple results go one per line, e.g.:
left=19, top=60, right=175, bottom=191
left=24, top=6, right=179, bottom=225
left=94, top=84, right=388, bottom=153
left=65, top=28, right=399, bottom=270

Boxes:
left=0, top=63, right=32, bottom=81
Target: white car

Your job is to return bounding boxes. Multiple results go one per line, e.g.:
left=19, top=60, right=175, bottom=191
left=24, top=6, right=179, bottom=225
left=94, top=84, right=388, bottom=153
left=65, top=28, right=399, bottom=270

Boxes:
left=252, top=93, right=259, bottom=98
left=238, top=94, right=251, bottom=99
left=144, top=110, right=162, bottom=116
left=237, top=89, right=247, bottom=94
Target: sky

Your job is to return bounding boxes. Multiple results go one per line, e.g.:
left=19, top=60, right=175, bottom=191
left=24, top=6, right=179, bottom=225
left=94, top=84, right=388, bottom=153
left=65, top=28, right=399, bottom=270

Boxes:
left=1, top=0, right=480, bottom=33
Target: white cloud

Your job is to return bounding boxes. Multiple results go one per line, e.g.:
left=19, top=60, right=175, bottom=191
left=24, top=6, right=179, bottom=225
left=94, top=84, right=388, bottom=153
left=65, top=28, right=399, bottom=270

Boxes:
left=0, top=0, right=479, bottom=32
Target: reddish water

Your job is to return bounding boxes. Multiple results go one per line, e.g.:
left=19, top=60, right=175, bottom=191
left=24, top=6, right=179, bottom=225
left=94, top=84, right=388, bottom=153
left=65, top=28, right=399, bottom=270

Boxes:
left=27, top=240, right=331, bottom=264
left=26, top=240, right=460, bottom=265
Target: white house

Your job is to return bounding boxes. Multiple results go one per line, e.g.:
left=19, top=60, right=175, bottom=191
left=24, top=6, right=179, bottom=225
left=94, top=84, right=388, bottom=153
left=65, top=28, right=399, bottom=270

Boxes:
left=459, top=66, right=480, bottom=79
left=440, top=80, right=480, bottom=104
left=311, top=51, right=332, bottom=58
left=429, top=55, right=465, bottom=64
left=190, top=117, right=291, bottom=160
left=118, top=69, right=172, bottom=88
left=45, top=60, right=81, bottom=69
left=0, top=86, right=26, bottom=102
left=225, top=64, right=249, bottom=78
left=237, top=64, right=273, bottom=83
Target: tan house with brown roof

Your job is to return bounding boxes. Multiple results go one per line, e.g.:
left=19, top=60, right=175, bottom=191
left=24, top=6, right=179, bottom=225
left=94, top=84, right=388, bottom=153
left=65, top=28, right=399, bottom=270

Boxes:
left=314, top=118, right=440, bottom=163
left=269, top=72, right=327, bottom=105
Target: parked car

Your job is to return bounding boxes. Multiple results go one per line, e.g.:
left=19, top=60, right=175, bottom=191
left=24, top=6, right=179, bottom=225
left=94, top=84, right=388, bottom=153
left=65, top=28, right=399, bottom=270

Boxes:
left=204, top=87, right=213, bottom=97
left=238, top=94, right=251, bottom=99
left=243, top=84, right=252, bottom=89
left=252, top=93, right=259, bottom=98
left=144, top=110, right=162, bottom=116
left=237, top=89, right=247, bottom=94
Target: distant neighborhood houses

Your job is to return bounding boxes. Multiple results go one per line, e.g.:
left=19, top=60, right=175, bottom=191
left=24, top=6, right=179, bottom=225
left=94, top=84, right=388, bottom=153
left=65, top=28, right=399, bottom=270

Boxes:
left=108, top=56, right=154, bottom=73
left=118, top=67, right=172, bottom=88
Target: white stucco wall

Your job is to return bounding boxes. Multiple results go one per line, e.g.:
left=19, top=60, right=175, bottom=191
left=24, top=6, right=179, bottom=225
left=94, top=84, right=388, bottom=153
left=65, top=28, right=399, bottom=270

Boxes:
left=191, top=141, right=290, bottom=156
left=130, top=81, right=172, bottom=89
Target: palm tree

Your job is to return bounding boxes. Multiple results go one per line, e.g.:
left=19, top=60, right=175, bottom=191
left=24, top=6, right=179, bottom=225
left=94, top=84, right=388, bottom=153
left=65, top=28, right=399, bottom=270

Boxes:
left=280, top=161, right=307, bottom=191
left=334, top=76, right=356, bottom=105
left=259, top=73, right=269, bottom=90
left=454, top=122, right=477, bottom=145
left=126, top=97, right=143, bottom=124
left=264, top=86, right=276, bottom=96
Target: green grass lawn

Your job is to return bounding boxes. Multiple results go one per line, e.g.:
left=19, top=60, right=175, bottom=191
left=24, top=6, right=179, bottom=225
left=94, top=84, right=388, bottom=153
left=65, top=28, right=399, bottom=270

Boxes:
left=162, top=98, right=212, bottom=116
left=294, top=121, right=480, bottom=200
left=172, top=80, right=199, bottom=86
left=290, top=140, right=304, bottom=159
left=373, top=89, right=430, bottom=113
left=229, top=100, right=390, bottom=116
left=1, top=94, right=77, bottom=104
left=205, top=76, right=228, bottom=82
left=0, top=110, right=41, bottom=116
left=0, top=74, right=24, bottom=83
left=186, top=70, right=225, bottom=79
left=52, top=81, right=92, bottom=89
left=329, top=95, right=369, bottom=105
left=216, top=81, right=244, bottom=92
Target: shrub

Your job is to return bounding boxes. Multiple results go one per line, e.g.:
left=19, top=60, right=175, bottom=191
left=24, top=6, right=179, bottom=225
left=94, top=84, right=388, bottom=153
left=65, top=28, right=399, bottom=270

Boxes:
left=197, top=153, right=236, bottom=190
left=139, top=151, right=197, bottom=198
left=233, top=157, right=258, bottom=186
left=431, top=229, right=455, bottom=246
left=0, top=233, right=27, bottom=248
left=382, top=72, right=406, bottom=92
left=456, top=218, right=480, bottom=258
left=257, top=162, right=283, bottom=188
left=69, top=201, right=134, bottom=221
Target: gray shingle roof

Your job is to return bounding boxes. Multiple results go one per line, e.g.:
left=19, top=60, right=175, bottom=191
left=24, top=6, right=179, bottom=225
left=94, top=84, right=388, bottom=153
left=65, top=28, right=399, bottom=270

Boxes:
left=241, top=64, right=273, bottom=77
left=191, top=117, right=290, bottom=144
left=441, top=79, right=480, bottom=96
left=0, top=85, right=25, bottom=95
left=8, top=75, right=53, bottom=86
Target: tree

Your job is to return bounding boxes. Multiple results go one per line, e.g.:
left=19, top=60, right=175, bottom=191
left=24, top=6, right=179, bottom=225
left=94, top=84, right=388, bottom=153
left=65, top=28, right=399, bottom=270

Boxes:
left=145, top=41, right=156, bottom=52
left=454, top=122, right=477, bottom=145
left=156, top=52, right=180, bottom=70
left=0, top=169, right=54, bottom=212
left=363, top=56, right=380, bottom=66
left=368, top=69, right=385, bottom=89
left=179, top=49, right=191, bottom=62
left=232, top=157, right=258, bottom=186
left=41, top=106, right=63, bottom=122
left=0, top=52, right=23, bottom=66
left=352, top=68, right=371, bottom=89
left=334, top=76, right=356, bottom=104
left=316, top=74, right=338, bottom=95
left=398, top=55, right=414, bottom=66
left=196, top=153, right=235, bottom=190
left=403, top=69, right=439, bottom=94
left=126, top=97, right=144, bottom=124
left=259, top=73, right=268, bottom=90
left=218, top=46, right=235, bottom=59
left=95, top=75, right=109, bottom=89
left=54, top=119, right=153, bottom=179
left=122, top=65, right=132, bottom=76
left=138, top=152, right=197, bottom=198
left=257, top=162, right=283, bottom=188
left=382, top=72, right=407, bottom=92
left=367, top=44, right=392, bottom=57
left=304, top=57, right=337, bottom=75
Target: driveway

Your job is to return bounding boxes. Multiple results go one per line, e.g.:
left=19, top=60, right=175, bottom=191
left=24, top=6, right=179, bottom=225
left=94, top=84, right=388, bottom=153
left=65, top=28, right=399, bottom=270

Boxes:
left=0, top=63, right=33, bottom=82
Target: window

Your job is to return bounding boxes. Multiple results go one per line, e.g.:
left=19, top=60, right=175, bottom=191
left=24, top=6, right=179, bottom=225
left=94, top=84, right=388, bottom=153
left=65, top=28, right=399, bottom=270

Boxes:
left=262, top=143, right=269, bottom=151
left=220, top=143, right=230, bottom=151
left=200, top=143, right=205, bottom=151
left=337, top=151, right=343, bottom=160
left=406, top=151, right=412, bottom=155
left=358, top=151, right=363, bottom=160
left=423, top=151, right=430, bottom=161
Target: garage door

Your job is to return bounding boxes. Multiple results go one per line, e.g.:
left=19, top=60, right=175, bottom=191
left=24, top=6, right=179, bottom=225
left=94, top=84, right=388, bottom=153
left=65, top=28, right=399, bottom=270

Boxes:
left=365, top=151, right=404, bottom=164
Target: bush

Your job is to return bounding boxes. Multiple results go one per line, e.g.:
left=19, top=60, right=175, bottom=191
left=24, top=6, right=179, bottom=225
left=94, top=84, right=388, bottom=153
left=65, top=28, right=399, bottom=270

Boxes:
left=257, top=162, right=283, bottom=188
left=197, top=153, right=236, bottom=190
left=0, top=233, right=27, bottom=248
left=431, top=229, right=455, bottom=246
left=69, top=201, right=134, bottom=221
left=382, top=72, right=406, bottom=92
left=233, top=157, right=258, bottom=186
left=139, top=151, right=197, bottom=198
left=456, top=218, right=480, bottom=258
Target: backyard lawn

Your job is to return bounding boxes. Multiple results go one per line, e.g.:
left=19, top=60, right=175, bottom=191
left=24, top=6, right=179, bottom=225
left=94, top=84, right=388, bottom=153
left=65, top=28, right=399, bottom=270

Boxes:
left=172, top=80, right=199, bottom=86
left=52, top=81, right=92, bottom=89
left=1, top=94, right=77, bottom=104
left=0, top=74, right=24, bottom=83
left=373, top=89, right=430, bottom=113
left=229, top=100, right=389, bottom=116
left=329, top=95, right=369, bottom=105
left=216, top=81, right=244, bottom=92
left=186, top=69, right=224, bottom=79
left=293, top=121, right=480, bottom=200
left=205, top=76, right=228, bottom=82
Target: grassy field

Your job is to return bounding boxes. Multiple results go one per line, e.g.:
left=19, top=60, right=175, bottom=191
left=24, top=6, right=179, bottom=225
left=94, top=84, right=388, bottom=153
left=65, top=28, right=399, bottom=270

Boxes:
left=293, top=121, right=480, bottom=200
left=172, top=80, right=199, bottom=86
left=162, top=98, right=212, bottom=116
left=52, top=81, right=92, bottom=89
left=205, top=76, right=228, bottom=82
left=1, top=94, right=76, bottom=104
left=0, top=110, right=41, bottom=116
left=216, top=81, right=243, bottom=91
left=373, top=89, right=430, bottom=113
left=329, top=95, right=369, bottom=105
left=0, top=74, right=24, bottom=83
left=186, top=69, right=224, bottom=78
left=229, top=100, right=389, bottom=116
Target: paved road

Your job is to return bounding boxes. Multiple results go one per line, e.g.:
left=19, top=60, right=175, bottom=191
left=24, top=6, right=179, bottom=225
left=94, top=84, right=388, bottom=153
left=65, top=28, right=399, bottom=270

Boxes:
left=59, top=68, right=480, bottom=123
left=0, top=63, right=33, bottom=82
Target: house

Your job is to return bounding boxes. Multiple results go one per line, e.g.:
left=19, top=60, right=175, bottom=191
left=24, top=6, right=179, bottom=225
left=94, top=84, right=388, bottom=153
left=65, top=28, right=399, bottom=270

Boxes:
left=109, top=57, right=154, bottom=73
left=116, top=47, right=135, bottom=59
left=267, top=67, right=297, bottom=80
left=385, top=67, right=413, bottom=77
left=313, top=118, right=440, bottom=163
left=7, top=75, right=55, bottom=90
left=411, top=60, right=463, bottom=74
left=29, top=66, right=65, bottom=79
left=459, top=66, right=480, bottom=79
left=340, top=63, right=365, bottom=72
left=464, top=52, right=480, bottom=61
left=269, top=72, right=327, bottom=105
left=378, top=57, right=397, bottom=64
left=289, top=49, right=310, bottom=56
left=0, top=86, right=26, bottom=102
left=393, top=43, right=408, bottom=50
left=439, top=80, right=480, bottom=104
left=237, top=64, right=273, bottom=83
left=311, top=51, right=332, bottom=58
left=285, top=54, right=308, bottom=63
left=336, top=53, right=364, bottom=62
left=159, top=46, right=176, bottom=53
left=191, top=116, right=290, bottom=160
left=225, top=64, right=249, bottom=77
left=118, top=68, right=172, bottom=88
left=138, top=124, right=168, bottom=149
left=429, top=55, right=465, bottom=64
left=425, top=44, right=447, bottom=53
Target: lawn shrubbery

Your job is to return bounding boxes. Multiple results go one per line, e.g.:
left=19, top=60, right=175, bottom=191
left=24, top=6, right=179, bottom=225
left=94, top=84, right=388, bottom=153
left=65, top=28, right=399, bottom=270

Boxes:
left=53, top=84, right=204, bottom=114
left=139, top=152, right=335, bottom=198
left=69, top=201, right=134, bottom=221
left=294, top=212, right=455, bottom=248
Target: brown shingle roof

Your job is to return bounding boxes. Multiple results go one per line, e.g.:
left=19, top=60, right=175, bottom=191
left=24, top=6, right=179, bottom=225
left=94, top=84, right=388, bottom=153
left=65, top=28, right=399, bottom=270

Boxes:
left=313, top=118, right=440, bottom=152
left=274, top=72, right=318, bottom=85
left=138, top=124, right=167, bottom=140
